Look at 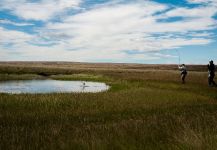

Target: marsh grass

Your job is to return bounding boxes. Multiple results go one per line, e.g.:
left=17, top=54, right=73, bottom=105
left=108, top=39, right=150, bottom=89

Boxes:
left=0, top=74, right=44, bottom=81
left=0, top=63, right=217, bottom=150
left=51, top=74, right=111, bottom=82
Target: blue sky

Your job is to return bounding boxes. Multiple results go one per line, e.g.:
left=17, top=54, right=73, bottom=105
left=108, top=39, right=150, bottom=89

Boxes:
left=0, top=0, right=217, bottom=64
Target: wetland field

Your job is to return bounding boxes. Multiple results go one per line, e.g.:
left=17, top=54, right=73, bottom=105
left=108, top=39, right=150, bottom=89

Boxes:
left=0, top=62, right=217, bottom=150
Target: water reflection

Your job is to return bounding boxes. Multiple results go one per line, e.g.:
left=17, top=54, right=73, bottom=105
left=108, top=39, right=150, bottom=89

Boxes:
left=0, top=80, right=109, bottom=94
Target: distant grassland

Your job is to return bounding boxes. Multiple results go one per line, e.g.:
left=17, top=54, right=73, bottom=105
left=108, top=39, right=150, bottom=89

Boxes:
left=0, top=61, right=209, bottom=74
left=0, top=62, right=217, bottom=150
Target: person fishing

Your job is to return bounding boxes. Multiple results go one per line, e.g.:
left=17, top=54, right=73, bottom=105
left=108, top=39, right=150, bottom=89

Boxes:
left=208, top=60, right=216, bottom=87
left=178, top=64, right=187, bottom=84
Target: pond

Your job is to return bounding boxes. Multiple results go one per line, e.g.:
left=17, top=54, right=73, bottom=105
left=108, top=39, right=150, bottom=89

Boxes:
left=0, top=80, right=109, bottom=94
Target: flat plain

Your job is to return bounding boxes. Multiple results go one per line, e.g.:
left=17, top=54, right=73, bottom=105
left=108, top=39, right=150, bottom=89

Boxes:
left=0, top=62, right=217, bottom=150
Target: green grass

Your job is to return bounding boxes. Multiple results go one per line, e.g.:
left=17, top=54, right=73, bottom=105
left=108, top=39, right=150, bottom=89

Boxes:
left=0, top=68, right=217, bottom=150
left=50, top=74, right=108, bottom=81
left=0, top=74, right=43, bottom=81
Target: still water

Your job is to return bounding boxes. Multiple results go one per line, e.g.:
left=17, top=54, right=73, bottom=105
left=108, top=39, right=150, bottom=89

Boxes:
left=0, top=80, right=109, bottom=94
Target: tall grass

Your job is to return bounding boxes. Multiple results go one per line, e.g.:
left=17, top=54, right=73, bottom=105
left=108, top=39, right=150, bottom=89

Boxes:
left=0, top=64, right=217, bottom=150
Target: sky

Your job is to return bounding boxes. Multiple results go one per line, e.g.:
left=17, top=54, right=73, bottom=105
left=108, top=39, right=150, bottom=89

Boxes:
left=0, top=0, right=217, bottom=64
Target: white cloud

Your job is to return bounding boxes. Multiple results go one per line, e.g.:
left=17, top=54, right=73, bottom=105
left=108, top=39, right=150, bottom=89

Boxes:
left=189, top=32, right=213, bottom=37
left=0, top=0, right=82, bottom=21
left=0, top=19, right=34, bottom=26
left=162, top=6, right=217, bottom=18
left=187, top=0, right=217, bottom=4
left=187, top=0, right=217, bottom=8
left=0, top=0, right=216, bottom=62
left=0, top=27, right=33, bottom=44
left=42, top=1, right=215, bottom=52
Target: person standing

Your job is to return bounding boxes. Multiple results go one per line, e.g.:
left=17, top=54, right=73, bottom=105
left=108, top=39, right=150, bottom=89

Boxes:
left=208, top=60, right=216, bottom=86
left=178, top=64, right=187, bottom=84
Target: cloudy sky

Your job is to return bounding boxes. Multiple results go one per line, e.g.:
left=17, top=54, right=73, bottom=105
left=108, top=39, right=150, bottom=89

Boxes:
left=0, top=0, right=217, bottom=64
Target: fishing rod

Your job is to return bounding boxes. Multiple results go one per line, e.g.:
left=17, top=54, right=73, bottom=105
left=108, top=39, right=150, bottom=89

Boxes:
left=176, top=49, right=181, bottom=65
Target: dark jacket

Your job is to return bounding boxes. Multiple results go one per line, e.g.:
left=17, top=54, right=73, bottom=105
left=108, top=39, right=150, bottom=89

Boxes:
left=208, top=63, right=215, bottom=76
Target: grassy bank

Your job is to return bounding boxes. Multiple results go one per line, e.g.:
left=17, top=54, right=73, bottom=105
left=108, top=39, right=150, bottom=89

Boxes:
left=0, top=63, right=217, bottom=150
